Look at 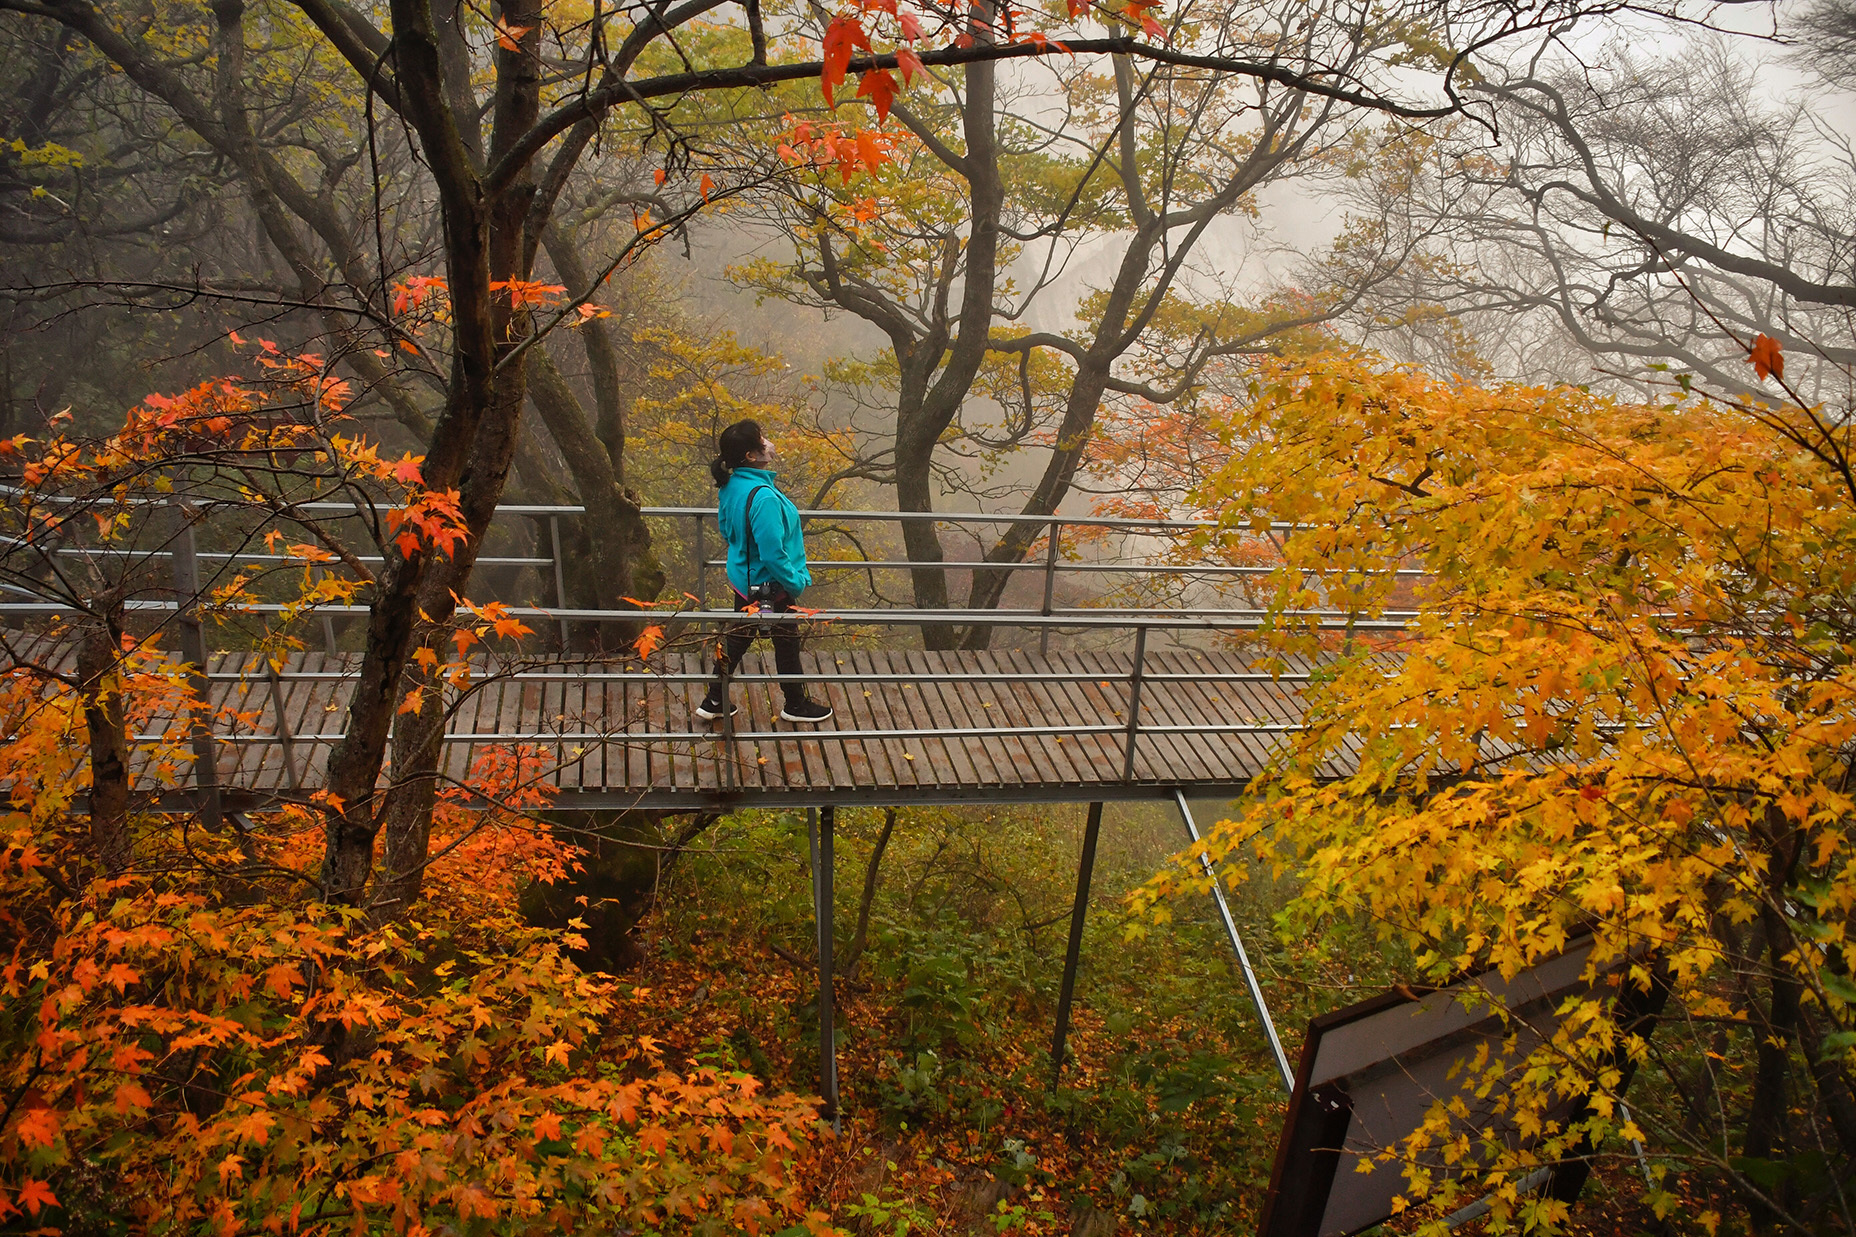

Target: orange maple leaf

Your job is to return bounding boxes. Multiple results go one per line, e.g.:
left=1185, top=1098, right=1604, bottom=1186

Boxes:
left=853, top=129, right=889, bottom=182
left=1749, top=332, right=1784, bottom=381
left=492, top=280, right=567, bottom=309
left=113, top=1080, right=153, bottom=1114
left=14, top=1106, right=58, bottom=1149
left=634, top=625, right=665, bottom=659
left=491, top=614, right=532, bottom=640
left=16, top=1180, right=58, bottom=1217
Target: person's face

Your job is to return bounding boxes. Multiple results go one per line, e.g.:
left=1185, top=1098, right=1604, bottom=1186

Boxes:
left=751, top=436, right=776, bottom=463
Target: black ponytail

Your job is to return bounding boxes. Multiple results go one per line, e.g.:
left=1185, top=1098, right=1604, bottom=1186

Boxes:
left=710, top=418, right=764, bottom=487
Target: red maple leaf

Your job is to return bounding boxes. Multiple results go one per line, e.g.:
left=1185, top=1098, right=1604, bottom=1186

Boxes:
left=821, top=15, right=870, bottom=108
left=857, top=68, right=898, bottom=124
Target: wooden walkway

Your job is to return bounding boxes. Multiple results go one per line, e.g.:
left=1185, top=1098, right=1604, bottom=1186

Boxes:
left=170, top=647, right=1348, bottom=811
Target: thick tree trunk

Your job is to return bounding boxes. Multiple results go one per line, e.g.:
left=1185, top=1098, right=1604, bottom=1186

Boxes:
left=538, top=229, right=665, bottom=634
left=889, top=29, right=1002, bottom=649
left=540, top=228, right=629, bottom=473
left=1742, top=817, right=1808, bottom=1227
left=895, top=428, right=954, bottom=648
left=525, top=347, right=658, bottom=639
left=76, top=600, right=130, bottom=874
left=320, top=363, right=526, bottom=901
left=373, top=655, right=443, bottom=914
left=318, top=0, right=534, bottom=903
left=1743, top=912, right=1803, bottom=1226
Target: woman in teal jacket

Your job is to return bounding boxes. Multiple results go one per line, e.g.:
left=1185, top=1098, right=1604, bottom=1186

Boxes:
left=697, top=419, right=833, bottom=723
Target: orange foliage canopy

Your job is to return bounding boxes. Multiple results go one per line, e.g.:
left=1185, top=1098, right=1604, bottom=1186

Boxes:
left=0, top=356, right=829, bottom=1232
left=1134, top=348, right=1856, bottom=1226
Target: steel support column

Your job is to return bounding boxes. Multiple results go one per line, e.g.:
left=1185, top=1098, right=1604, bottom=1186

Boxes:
left=808, top=805, right=840, bottom=1126
left=1174, top=789, right=1292, bottom=1091
left=1050, top=801, right=1103, bottom=1086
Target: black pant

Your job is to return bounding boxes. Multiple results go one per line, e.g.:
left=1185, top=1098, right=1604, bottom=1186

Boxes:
left=711, top=587, right=806, bottom=703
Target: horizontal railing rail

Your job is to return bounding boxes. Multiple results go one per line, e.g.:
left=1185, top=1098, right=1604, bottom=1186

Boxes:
left=7, top=495, right=1423, bottom=655
left=0, top=485, right=1263, bottom=528
left=0, top=601, right=1418, bottom=630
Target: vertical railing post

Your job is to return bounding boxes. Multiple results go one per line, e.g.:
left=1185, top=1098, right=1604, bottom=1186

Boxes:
left=719, top=656, right=737, bottom=793
left=310, top=564, right=338, bottom=652
left=1050, top=801, right=1103, bottom=1087
left=1038, top=520, right=1061, bottom=657
left=808, top=805, right=841, bottom=1127
left=1121, top=625, right=1148, bottom=781
left=1174, top=789, right=1292, bottom=1091
left=169, top=515, right=224, bottom=833
left=549, top=515, right=570, bottom=650
left=694, top=514, right=707, bottom=605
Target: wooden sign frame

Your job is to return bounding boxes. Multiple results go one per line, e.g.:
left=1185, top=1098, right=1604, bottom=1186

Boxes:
left=1258, top=935, right=1666, bottom=1237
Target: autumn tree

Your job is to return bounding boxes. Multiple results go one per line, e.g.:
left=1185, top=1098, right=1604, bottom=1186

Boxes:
left=1308, top=27, right=1856, bottom=401
left=0, top=0, right=956, bottom=900
left=0, top=350, right=839, bottom=1231
left=725, top=0, right=1472, bottom=647
left=1139, top=344, right=1856, bottom=1232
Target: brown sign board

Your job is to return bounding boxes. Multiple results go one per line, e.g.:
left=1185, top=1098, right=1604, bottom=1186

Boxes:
left=1258, top=936, right=1664, bottom=1237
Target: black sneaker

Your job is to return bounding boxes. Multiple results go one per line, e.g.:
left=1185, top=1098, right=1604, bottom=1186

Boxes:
left=780, top=697, right=833, bottom=724
left=695, top=694, right=737, bottom=721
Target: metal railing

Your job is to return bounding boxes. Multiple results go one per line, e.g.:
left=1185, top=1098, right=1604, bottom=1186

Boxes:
left=3, top=498, right=1423, bottom=807
left=108, top=607, right=1373, bottom=803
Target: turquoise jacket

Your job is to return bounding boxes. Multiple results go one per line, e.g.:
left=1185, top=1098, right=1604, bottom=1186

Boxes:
left=717, top=467, right=811, bottom=599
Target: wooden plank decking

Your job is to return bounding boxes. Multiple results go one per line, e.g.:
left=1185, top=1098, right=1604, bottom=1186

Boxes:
left=159, top=646, right=1330, bottom=810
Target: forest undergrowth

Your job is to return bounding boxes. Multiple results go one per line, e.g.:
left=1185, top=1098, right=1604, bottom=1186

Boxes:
left=607, top=803, right=1673, bottom=1236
